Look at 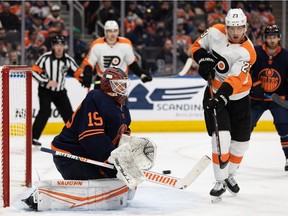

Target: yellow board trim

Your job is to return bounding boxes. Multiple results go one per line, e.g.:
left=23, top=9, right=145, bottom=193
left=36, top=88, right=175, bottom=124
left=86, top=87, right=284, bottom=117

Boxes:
left=42, top=120, right=276, bottom=134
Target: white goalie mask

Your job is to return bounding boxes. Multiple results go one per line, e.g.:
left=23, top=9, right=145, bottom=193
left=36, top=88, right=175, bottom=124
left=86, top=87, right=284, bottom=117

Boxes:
left=225, top=8, right=247, bottom=28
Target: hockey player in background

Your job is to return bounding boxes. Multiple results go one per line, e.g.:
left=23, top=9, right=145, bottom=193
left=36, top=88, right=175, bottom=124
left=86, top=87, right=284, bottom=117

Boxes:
left=190, top=8, right=256, bottom=202
left=22, top=67, right=156, bottom=211
left=79, top=20, right=152, bottom=89
left=250, top=25, right=288, bottom=172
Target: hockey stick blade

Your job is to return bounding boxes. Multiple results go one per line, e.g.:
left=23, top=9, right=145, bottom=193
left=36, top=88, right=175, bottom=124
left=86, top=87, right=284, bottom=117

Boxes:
left=175, top=155, right=211, bottom=189
left=178, top=58, right=193, bottom=76
left=40, top=147, right=210, bottom=190
left=272, top=93, right=288, bottom=109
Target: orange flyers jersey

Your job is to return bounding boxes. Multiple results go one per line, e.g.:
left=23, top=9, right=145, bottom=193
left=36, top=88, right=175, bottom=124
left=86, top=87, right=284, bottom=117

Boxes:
left=190, top=24, right=256, bottom=100
left=83, top=37, right=136, bottom=77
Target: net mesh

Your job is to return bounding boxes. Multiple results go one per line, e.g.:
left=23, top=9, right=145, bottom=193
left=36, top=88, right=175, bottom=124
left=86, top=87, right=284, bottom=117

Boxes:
left=0, top=66, right=31, bottom=207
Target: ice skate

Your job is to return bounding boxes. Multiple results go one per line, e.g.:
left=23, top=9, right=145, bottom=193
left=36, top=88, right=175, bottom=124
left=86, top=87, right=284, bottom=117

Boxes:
left=285, top=159, right=288, bottom=171
left=32, top=139, right=42, bottom=146
left=21, top=190, right=38, bottom=210
left=210, top=181, right=226, bottom=203
left=225, top=175, right=240, bottom=196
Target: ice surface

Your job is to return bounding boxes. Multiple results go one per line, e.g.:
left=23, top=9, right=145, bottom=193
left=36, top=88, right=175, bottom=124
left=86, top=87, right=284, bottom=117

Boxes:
left=1, top=132, right=287, bottom=216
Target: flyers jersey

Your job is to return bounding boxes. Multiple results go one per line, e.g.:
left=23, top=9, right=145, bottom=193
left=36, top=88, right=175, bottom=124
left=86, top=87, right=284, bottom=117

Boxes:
left=190, top=24, right=256, bottom=100
left=82, top=37, right=136, bottom=77
left=51, top=89, right=131, bottom=163
left=250, top=44, right=288, bottom=100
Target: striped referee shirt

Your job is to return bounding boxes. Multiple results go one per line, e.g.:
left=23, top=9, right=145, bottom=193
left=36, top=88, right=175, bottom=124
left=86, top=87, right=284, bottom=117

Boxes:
left=32, top=51, right=79, bottom=91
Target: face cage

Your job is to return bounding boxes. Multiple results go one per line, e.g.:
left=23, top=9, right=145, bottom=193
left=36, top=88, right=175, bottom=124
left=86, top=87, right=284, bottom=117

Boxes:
left=109, top=79, right=130, bottom=96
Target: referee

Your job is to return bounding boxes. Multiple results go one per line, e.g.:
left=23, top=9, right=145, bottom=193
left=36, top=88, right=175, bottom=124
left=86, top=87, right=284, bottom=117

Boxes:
left=31, top=35, right=81, bottom=146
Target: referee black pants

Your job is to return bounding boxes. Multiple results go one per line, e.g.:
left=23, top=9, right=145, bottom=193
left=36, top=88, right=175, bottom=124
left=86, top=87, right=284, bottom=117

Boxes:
left=32, top=86, right=73, bottom=140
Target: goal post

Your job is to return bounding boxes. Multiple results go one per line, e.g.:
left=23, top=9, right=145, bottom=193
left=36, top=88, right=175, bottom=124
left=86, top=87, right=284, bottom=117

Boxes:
left=0, top=65, right=32, bottom=207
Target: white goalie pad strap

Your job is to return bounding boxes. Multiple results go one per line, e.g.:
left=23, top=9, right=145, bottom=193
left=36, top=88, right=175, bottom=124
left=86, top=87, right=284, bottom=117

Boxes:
left=36, top=179, right=128, bottom=211
left=119, top=134, right=157, bottom=170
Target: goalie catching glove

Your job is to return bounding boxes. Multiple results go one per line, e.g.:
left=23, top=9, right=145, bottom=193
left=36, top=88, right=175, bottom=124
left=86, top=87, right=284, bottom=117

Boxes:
left=108, top=134, right=157, bottom=189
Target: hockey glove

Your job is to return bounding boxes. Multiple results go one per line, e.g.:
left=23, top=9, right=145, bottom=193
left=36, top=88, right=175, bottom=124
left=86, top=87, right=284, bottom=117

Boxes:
left=140, top=70, right=152, bottom=83
left=250, top=81, right=264, bottom=99
left=108, top=143, right=146, bottom=189
left=204, top=94, right=229, bottom=113
left=81, top=65, right=94, bottom=88
left=193, top=48, right=217, bottom=81
left=198, top=56, right=216, bottom=81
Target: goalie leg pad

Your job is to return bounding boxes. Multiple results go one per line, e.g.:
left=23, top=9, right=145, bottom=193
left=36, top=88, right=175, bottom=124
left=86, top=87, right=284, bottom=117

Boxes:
left=27, top=179, right=129, bottom=211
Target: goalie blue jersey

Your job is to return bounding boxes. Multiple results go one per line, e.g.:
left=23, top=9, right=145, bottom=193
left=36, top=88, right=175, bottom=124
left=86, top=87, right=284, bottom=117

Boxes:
left=51, top=89, right=131, bottom=163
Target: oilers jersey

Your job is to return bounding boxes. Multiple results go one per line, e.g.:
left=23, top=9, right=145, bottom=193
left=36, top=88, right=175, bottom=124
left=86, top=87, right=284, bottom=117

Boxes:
left=250, top=44, right=288, bottom=100
left=51, top=89, right=131, bottom=163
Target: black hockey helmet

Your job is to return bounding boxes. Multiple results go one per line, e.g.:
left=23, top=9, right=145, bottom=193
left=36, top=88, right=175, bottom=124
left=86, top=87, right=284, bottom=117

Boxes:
left=52, top=35, right=65, bottom=45
left=100, top=67, right=129, bottom=105
left=264, top=25, right=281, bottom=38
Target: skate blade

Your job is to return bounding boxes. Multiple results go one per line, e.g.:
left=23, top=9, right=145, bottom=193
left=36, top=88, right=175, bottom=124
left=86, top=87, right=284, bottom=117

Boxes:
left=227, top=188, right=238, bottom=196
left=211, top=196, right=222, bottom=203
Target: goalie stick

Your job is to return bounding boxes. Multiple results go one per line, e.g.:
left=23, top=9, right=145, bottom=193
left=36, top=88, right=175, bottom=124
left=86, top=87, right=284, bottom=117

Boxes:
left=271, top=93, right=288, bottom=109
left=40, top=147, right=210, bottom=190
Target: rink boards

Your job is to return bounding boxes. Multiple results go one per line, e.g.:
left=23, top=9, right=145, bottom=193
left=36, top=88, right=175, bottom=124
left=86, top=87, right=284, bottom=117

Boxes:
left=30, top=76, right=275, bottom=134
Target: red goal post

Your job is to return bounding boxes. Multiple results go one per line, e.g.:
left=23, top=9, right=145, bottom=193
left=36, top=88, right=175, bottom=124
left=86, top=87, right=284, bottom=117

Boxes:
left=0, top=65, right=32, bottom=207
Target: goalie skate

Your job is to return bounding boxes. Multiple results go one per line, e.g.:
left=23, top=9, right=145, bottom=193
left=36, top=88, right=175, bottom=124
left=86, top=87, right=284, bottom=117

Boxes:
left=21, top=190, right=38, bottom=210
left=210, top=181, right=226, bottom=203
left=285, top=159, right=288, bottom=171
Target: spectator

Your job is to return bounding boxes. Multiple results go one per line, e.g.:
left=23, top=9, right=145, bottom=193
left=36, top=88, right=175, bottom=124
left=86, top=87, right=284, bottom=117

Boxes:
left=251, top=1, right=275, bottom=25
left=30, top=0, right=51, bottom=19
left=207, top=1, right=226, bottom=26
left=28, top=13, right=48, bottom=44
left=124, top=10, right=137, bottom=34
left=0, top=1, right=20, bottom=32
left=153, top=1, right=173, bottom=34
left=8, top=50, right=19, bottom=65
left=25, top=29, right=44, bottom=66
left=73, top=27, right=88, bottom=65
left=126, top=18, right=152, bottom=55
left=156, top=38, right=186, bottom=75
left=126, top=1, right=144, bottom=19
left=43, top=4, right=65, bottom=30
left=204, top=0, right=229, bottom=13
left=176, top=18, right=191, bottom=59
left=98, top=0, right=120, bottom=27
left=149, top=21, right=168, bottom=47
left=0, top=27, right=12, bottom=65
left=190, top=20, right=207, bottom=43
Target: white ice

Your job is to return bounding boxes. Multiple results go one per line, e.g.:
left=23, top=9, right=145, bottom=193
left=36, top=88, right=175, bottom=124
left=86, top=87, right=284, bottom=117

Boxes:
left=1, top=132, right=287, bottom=216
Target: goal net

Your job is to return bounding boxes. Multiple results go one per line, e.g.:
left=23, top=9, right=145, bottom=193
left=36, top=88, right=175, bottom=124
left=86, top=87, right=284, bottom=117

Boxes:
left=0, top=66, right=32, bottom=207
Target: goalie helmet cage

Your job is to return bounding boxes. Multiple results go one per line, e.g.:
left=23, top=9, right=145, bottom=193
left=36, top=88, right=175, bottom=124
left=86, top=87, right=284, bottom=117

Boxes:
left=0, top=66, right=32, bottom=207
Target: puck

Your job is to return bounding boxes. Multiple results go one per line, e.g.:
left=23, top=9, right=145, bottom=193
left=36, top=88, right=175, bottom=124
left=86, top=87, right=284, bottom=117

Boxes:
left=162, top=170, right=171, bottom=174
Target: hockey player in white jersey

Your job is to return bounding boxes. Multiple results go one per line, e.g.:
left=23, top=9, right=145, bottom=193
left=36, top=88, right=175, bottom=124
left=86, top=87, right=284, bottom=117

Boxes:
left=78, top=20, right=152, bottom=88
left=190, top=8, right=256, bottom=202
